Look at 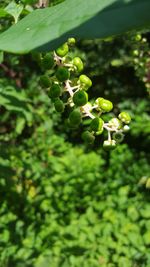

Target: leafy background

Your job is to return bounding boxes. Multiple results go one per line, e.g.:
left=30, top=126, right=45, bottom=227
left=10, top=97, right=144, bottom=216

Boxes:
left=0, top=1, right=150, bottom=267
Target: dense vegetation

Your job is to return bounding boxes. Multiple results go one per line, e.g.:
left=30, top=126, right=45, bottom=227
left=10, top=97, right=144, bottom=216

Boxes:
left=0, top=1, right=150, bottom=267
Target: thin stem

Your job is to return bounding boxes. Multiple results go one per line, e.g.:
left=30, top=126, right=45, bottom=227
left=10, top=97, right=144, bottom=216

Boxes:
left=108, top=131, right=111, bottom=141
left=65, top=80, right=74, bottom=97
left=53, top=51, right=62, bottom=65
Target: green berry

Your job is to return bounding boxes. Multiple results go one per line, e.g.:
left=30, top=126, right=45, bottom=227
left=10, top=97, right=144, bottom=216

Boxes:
left=54, top=99, right=64, bottom=113
left=81, top=131, right=95, bottom=144
left=67, top=37, right=76, bottom=46
left=40, top=75, right=51, bottom=88
left=109, top=118, right=122, bottom=129
left=103, top=140, right=116, bottom=151
left=48, top=84, right=62, bottom=99
left=79, top=74, right=92, bottom=90
left=69, top=109, right=82, bottom=126
left=32, top=52, right=42, bottom=64
left=72, top=57, right=84, bottom=72
left=96, top=98, right=113, bottom=112
left=73, top=90, right=88, bottom=106
left=42, top=53, right=54, bottom=69
left=118, top=112, right=131, bottom=124
left=95, top=129, right=103, bottom=135
left=90, top=117, right=104, bottom=132
left=56, top=43, right=69, bottom=57
left=133, top=50, right=139, bottom=56
left=56, top=67, right=70, bottom=82
left=135, top=34, right=142, bottom=41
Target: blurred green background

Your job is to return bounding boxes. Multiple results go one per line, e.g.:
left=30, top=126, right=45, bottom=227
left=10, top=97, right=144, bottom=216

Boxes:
left=0, top=1, right=150, bottom=267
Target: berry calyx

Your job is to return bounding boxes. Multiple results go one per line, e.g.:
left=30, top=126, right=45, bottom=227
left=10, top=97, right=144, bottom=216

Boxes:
left=69, top=109, right=82, bottom=126
left=118, top=112, right=131, bottom=124
left=54, top=99, right=64, bottom=113
left=48, top=84, right=62, bottom=99
left=40, top=75, right=51, bottom=88
left=79, top=74, right=92, bottom=90
left=73, top=90, right=88, bottom=106
left=55, top=43, right=69, bottom=57
left=81, top=131, right=95, bottom=144
left=112, top=132, right=124, bottom=143
left=56, top=67, right=70, bottom=82
left=90, top=117, right=104, bottom=132
left=72, top=57, right=84, bottom=72
left=96, top=98, right=113, bottom=112
left=103, top=140, right=116, bottom=151
left=42, top=53, right=54, bottom=69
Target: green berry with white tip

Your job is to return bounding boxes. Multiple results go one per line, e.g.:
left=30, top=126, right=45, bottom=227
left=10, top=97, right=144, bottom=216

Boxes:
left=56, top=67, right=70, bottom=82
left=109, top=118, right=122, bottom=129
left=79, top=74, right=92, bottom=90
left=73, top=90, right=88, bottom=106
left=118, top=112, right=131, bottom=124
left=103, top=140, right=116, bottom=151
left=123, top=125, right=130, bottom=132
left=56, top=43, right=69, bottom=57
left=48, top=84, right=62, bottom=99
left=96, top=98, right=113, bottom=112
left=69, top=109, right=82, bottom=126
left=72, top=57, right=84, bottom=72
left=54, top=99, right=64, bottom=113
left=81, top=131, right=95, bottom=144
left=42, top=53, right=54, bottom=69
left=40, top=75, right=51, bottom=88
left=90, top=117, right=104, bottom=132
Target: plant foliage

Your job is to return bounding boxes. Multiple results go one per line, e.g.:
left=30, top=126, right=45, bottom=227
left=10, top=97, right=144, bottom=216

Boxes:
left=0, top=0, right=150, bottom=53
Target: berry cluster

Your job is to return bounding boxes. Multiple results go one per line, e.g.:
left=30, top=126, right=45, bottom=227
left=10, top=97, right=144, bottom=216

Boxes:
left=39, top=38, right=131, bottom=150
left=131, top=33, right=150, bottom=94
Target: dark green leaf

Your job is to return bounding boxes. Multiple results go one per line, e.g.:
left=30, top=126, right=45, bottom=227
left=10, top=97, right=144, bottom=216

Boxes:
left=0, top=0, right=150, bottom=53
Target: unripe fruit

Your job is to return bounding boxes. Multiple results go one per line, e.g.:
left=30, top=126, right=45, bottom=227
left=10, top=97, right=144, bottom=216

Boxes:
left=69, top=109, right=82, bottom=126
left=73, top=90, right=88, bottom=106
left=79, top=74, right=92, bottom=90
left=56, top=43, right=69, bottom=57
left=109, top=118, right=122, bottom=129
left=48, top=84, right=62, bottom=99
left=54, top=99, right=64, bottom=113
left=103, top=140, right=116, bottom=151
left=40, top=75, right=51, bottom=88
left=95, top=129, right=103, bottom=135
left=32, top=52, right=42, bottom=64
left=81, top=131, right=95, bottom=144
left=56, top=67, right=70, bottom=82
left=118, top=112, right=131, bottom=124
left=135, top=34, right=142, bottom=41
left=42, top=53, right=54, bottom=69
left=67, top=37, right=76, bottom=46
left=133, top=50, right=139, bottom=56
left=96, top=97, right=113, bottom=112
left=90, top=117, right=104, bottom=132
left=72, top=57, right=84, bottom=72
left=146, top=178, right=150, bottom=189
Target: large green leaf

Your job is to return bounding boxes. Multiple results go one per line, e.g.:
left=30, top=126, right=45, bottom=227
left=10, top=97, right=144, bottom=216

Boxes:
left=0, top=0, right=150, bottom=54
